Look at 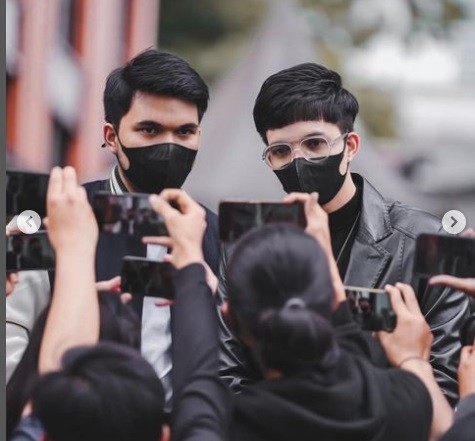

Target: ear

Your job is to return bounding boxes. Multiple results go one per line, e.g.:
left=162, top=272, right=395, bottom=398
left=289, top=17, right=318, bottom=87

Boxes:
left=103, top=123, right=119, bottom=155
left=160, top=423, right=170, bottom=441
left=346, top=132, right=360, bottom=162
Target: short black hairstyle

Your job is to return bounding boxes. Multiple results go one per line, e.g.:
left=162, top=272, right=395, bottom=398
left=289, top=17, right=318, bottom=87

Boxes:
left=104, top=48, right=209, bottom=126
left=31, top=343, right=165, bottom=441
left=253, top=63, right=359, bottom=144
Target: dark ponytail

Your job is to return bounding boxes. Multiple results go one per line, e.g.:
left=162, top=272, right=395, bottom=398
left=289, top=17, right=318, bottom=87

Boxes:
left=257, top=298, right=337, bottom=375
left=228, top=224, right=339, bottom=376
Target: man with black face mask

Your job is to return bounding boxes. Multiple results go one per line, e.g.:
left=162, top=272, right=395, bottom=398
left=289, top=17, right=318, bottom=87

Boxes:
left=82, top=49, right=220, bottom=409
left=217, top=63, right=469, bottom=407
left=83, top=49, right=219, bottom=278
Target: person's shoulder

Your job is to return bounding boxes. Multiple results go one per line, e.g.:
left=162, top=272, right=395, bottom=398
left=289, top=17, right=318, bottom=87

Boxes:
left=200, top=204, right=218, bottom=225
left=200, top=204, right=217, bottom=218
left=82, top=179, right=109, bottom=202
left=388, top=200, right=442, bottom=240
left=82, top=179, right=108, bottom=192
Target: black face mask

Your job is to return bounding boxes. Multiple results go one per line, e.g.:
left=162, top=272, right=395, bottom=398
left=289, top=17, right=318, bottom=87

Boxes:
left=118, top=141, right=197, bottom=194
left=274, top=148, right=348, bottom=205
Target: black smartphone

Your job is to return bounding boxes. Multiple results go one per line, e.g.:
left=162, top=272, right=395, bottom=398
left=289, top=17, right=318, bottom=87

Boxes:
left=218, top=201, right=307, bottom=242
left=121, top=257, right=175, bottom=299
left=6, top=170, right=49, bottom=224
left=92, top=192, right=168, bottom=237
left=345, top=286, right=397, bottom=332
left=6, top=231, right=55, bottom=272
left=413, top=233, right=475, bottom=279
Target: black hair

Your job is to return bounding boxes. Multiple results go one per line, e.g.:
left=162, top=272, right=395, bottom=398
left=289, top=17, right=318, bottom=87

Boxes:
left=6, top=292, right=141, bottom=438
left=104, top=48, right=209, bottom=126
left=253, top=63, right=359, bottom=144
left=227, top=225, right=338, bottom=376
left=30, top=342, right=164, bottom=441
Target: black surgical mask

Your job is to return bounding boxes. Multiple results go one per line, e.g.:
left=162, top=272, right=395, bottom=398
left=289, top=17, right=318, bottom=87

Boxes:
left=118, top=140, right=197, bottom=194
left=274, top=147, right=348, bottom=205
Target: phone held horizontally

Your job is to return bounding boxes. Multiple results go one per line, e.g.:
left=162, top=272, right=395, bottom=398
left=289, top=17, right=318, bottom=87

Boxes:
left=218, top=200, right=307, bottom=242
left=121, top=256, right=175, bottom=299
left=344, top=286, right=397, bottom=332
left=92, top=191, right=169, bottom=237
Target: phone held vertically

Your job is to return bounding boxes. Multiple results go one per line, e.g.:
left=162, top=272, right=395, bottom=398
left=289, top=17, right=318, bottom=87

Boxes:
left=92, top=192, right=169, bottom=237
left=345, top=286, right=397, bottom=332
left=218, top=201, right=307, bottom=242
left=121, top=256, right=175, bottom=299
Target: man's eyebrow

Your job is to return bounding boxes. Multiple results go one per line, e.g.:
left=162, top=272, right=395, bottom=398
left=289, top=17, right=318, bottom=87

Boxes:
left=134, top=121, right=199, bottom=130
left=134, top=120, right=163, bottom=127
left=176, top=123, right=199, bottom=130
left=272, top=131, right=325, bottom=144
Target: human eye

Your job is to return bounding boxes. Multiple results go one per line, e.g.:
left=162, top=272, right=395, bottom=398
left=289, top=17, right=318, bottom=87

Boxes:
left=302, top=137, right=327, bottom=152
left=139, top=125, right=159, bottom=136
left=270, top=145, right=291, bottom=158
left=176, top=126, right=198, bottom=137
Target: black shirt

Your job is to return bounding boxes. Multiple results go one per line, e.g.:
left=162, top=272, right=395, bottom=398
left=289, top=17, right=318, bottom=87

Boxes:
left=329, top=185, right=362, bottom=279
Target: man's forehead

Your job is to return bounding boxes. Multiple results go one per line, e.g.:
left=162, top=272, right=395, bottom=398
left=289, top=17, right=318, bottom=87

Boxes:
left=126, top=92, right=199, bottom=125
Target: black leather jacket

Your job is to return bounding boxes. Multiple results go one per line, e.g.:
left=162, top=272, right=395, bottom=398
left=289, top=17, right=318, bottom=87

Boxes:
left=217, top=173, right=469, bottom=406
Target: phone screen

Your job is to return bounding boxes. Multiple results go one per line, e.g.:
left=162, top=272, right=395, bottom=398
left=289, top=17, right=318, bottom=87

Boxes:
left=218, top=201, right=307, bottom=242
left=121, top=257, right=175, bottom=299
left=413, top=234, right=475, bottom=278
left=6, top=171, right=49, bottom=224
left=6, top=232, right=55, bottom=272
left=345, top=286, right=397, bottom=332
left=92, top=192, right=168, bottom=237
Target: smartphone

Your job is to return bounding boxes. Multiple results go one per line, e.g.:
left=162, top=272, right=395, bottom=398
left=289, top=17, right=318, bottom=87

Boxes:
left=92, top=191, right=168, bottom=237
left=6, top=232, right=55, bottom=272
left=6, top=170, right=49, bottom=224
left=413, top=233, right=475, bottom=279
left=121, top=257, right=175, bottom=299
left=218, top=201, right=307, bottom=242
left=345, top=286, right=397, bottom=332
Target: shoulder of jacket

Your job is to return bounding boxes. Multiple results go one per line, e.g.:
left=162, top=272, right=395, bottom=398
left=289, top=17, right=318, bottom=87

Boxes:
left=387, top=200, right=442, bottom=240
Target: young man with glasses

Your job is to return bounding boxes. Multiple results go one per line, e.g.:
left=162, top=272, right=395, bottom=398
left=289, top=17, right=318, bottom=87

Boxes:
left=218, top=63, right=469, bottom=406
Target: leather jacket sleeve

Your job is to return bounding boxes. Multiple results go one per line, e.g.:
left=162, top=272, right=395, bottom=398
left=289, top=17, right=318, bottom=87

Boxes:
left=413, top=277, right=469, bottom=407
left=216, top=245, right=262, bottom=392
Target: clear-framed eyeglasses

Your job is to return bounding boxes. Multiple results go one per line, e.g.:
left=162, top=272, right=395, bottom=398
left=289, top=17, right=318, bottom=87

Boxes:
left=262, top=131, right=349, bottom=170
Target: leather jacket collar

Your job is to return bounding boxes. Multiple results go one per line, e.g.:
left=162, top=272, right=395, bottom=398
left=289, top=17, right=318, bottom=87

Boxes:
left=344, top=173, right=393, bottom=287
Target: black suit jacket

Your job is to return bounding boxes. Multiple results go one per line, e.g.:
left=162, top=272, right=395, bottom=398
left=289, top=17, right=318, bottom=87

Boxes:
left=83, top=179, right=220, bottom=281
left=217, top=173, right=469, bottom=406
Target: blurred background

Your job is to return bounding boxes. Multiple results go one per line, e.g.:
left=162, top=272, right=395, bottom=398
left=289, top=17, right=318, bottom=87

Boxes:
left=6, top=0, right=475, bottom=222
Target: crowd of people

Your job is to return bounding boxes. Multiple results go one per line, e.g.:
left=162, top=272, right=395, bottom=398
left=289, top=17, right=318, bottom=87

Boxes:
left=5, top=48, right=474, bottom=441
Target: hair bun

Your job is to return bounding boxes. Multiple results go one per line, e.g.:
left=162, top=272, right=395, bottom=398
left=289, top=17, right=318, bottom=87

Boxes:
left=257, top=302, right=337, bottom=375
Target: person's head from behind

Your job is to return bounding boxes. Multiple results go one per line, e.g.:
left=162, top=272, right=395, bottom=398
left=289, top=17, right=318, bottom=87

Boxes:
left=31, top=342, right=166, bottom=441
left=6, top=292, right=141, bottom=438
left=103, top=49, right=209, bottom=193
left=253, top=63, right=361, bottom=206
left=225, top=225, right=339, bottom=377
